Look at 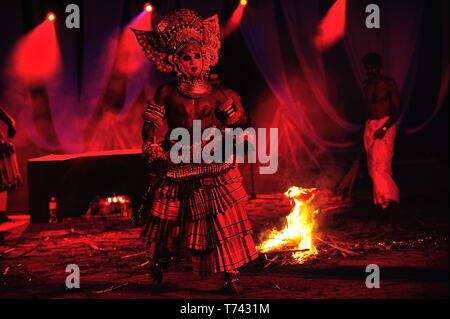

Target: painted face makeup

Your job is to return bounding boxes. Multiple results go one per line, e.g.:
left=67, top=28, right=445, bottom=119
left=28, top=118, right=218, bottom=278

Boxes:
left=179, top=44, right=203, bottom=77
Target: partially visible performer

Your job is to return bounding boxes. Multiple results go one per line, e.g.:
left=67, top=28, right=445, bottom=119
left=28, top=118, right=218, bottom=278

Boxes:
left=362, top=53, right=401, bottom=219
left=0, top=105, right=18, bottom=223
left=131, top=9, right=257, bottom=295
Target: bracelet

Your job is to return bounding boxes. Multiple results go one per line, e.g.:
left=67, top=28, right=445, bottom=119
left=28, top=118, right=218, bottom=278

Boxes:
left=142, top=141, right=158, bottom=154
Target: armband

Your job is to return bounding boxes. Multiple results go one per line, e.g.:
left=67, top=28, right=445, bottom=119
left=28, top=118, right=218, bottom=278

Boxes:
left=142, top=101, right=165, bottom=128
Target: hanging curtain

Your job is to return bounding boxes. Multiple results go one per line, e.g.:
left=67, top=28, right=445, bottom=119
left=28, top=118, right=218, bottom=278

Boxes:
left=403, top=0, right=449, bottom=134
left=240, top=0, right=355, bottom=161
left=281, top=0, right=362, bottom=132
left=344, top=0, right=425, bottom=129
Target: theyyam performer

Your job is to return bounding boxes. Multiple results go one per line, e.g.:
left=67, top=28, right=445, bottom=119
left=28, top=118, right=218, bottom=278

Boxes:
left=131, top=8, right=258, bottom=295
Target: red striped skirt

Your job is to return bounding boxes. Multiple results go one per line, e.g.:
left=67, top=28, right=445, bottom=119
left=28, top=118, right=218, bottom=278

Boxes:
left=141, top=164, right=258, bottom=276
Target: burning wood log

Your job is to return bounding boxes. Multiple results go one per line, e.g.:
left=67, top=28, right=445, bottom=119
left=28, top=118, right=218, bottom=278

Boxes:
left=314, top=235, right=359, bottom=256
left=263, top=254, right=279, bottom=269
left=258, top=187, right=319, bottom=263
left=257, top=185, right=369, bottom=264
left=264, top=248, right=310, bottom=255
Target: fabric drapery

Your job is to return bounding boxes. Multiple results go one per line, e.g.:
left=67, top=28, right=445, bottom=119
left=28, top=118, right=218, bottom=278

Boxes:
left=0, top=0, right=446, bottom=155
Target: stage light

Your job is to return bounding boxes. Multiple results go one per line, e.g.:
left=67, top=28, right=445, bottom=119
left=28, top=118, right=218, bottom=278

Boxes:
left=47, top=12, right=55, bottom=22
left=144, top=3, right=153, bottom=12
left=223, top=0, right=246, bottom=38
left=314, top=0, right=346, bottom=51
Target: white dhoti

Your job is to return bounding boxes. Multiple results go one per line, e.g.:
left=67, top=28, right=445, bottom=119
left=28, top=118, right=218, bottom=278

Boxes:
left=364, top=117, right=399, bottom=207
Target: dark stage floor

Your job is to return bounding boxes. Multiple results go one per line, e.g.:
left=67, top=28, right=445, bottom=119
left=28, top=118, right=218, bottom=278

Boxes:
left=0, top=162, right=448, bottom=299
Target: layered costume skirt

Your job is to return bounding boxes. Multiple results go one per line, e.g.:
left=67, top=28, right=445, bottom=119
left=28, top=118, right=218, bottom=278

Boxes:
left=141, top=162, right=258, bottom=276
left=0, top=138, right=21, bottom=192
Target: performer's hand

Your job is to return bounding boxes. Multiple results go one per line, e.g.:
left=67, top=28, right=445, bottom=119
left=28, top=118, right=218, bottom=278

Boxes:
left=142, top=141, right=164, bottom=163
left=373, top=127, right=386, bottom=140
left=8, top=124, right=16, bottom=138
left=216, top=98, right=240, bottom=125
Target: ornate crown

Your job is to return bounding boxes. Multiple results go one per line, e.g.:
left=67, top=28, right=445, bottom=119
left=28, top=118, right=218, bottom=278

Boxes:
left=131, top=9, right=221, bottom=75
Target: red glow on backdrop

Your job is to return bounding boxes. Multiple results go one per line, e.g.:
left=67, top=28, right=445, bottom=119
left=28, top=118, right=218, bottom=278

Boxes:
left=222, top=1, right=246, bottom=38
left=116, top=11, right=152, bottom=74
left=314, top=0, right=346, bottom=51
left=83, top=10, right=152, bottom=151
left=11, top=19, right=62, bottom=84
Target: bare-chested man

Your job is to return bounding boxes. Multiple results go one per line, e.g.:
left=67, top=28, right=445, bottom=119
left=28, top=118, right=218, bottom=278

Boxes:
left=362, top=53, right=401, bottom=218
left=131, top=9, right=257, bottom=296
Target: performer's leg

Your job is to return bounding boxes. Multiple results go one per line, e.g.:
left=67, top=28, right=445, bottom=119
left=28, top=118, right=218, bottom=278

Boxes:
left=222, top=270, right=243, bottom=296
left=149, top=245, right=174, bottom=284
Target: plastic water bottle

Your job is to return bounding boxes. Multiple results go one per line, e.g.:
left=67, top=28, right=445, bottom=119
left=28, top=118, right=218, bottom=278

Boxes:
left=49, top=196, right=58, bottom=223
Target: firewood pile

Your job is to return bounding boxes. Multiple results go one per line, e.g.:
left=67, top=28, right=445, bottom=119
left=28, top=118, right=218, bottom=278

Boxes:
left=260, top=233, right=446, bottom=267
left=260, top=233, right=363, bottom=267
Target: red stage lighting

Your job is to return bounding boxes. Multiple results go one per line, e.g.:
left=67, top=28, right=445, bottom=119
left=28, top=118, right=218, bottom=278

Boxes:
left=144, top=3, right=153, bottom=12
left=223, top=0, right=246, bottom=38
left=314, top=0, right=346, bottom=51
left=47, top=12, right=55, bottom=22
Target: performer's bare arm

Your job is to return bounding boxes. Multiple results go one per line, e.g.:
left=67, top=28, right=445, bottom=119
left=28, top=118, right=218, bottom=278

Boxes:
left=141, top=85, right=169, bottom=162
left=216, top=88, right=248, bottom=128
left=141, top=85, right=168, bottom=143
left=141, top=121, right=154, bottom=143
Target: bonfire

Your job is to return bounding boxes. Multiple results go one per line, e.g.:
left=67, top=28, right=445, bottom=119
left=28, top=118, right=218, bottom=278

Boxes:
left=258, top=186, right=319, bottom=263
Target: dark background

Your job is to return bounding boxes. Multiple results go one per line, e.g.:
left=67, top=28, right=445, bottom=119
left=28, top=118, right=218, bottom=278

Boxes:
left=0, top=0, right=447, bottom=214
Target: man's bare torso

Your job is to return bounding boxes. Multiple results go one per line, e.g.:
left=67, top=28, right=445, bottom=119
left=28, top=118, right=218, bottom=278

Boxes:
left=363, top=75, right=397, bottom=120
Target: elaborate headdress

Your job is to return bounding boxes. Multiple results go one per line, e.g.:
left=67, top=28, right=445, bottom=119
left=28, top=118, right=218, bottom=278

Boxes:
left=131, top=9, right=221, bottom=98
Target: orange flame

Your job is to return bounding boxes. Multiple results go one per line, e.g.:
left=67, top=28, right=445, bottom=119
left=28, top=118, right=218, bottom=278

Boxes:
left=258, top=186, right=319, bottom=263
